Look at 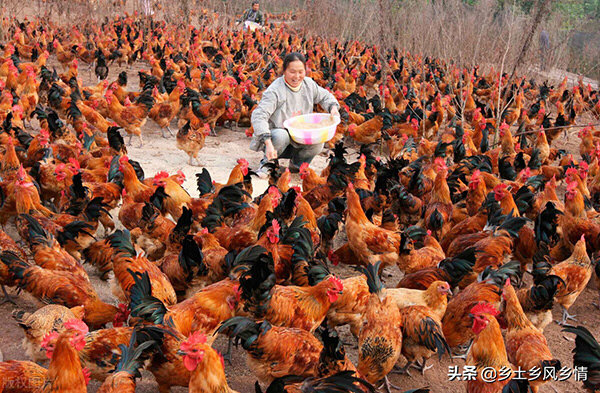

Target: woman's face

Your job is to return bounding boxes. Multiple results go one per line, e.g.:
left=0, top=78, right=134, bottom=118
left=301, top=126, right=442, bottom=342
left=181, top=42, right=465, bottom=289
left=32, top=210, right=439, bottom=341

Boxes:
left=283, top=60, right=306, bottom=88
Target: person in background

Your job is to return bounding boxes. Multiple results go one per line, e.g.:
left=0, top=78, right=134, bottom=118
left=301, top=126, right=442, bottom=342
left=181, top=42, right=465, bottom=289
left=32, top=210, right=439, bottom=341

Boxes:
left=250, top=52, right=340, bottom=177
left=241, top=1, right=264, bottom=26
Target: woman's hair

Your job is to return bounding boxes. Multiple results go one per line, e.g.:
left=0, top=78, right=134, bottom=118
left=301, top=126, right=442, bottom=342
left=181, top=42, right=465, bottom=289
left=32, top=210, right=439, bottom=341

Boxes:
left=282, top=52, right=306, bottom=72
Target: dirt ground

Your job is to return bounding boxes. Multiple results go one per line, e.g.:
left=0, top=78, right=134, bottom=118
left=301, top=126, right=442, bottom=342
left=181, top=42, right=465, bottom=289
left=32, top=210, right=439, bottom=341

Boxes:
left=1, top=11, right=599, bottom=393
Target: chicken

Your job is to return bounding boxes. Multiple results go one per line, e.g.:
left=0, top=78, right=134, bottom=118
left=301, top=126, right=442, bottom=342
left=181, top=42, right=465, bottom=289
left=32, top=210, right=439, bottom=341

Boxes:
left=256, top=371, right=375, bottom=393
left=78, top=326, right=135, bottom=382
left=20, top=214, right=90, bottom=280
left=1, top=251, right=121, bottom=329
left=442, top=263, right=519, bottom=353
left=12, top=304, right=85, bottom=363
left=189, top=89, right=232, bottom=134
left=40, top=319, right=90, bottom=393
left=502, top=279, right=561, bottom=393
left=397, top=231, right=446, bottom=274
left=397, top=247, right=477, bottom=291
left=108, top=230, right=177, bottom=306
left=96, top=330, right=154, bottom=393
left=516, top=275, right=564, bottom=332
left=0, top=360, right=47, bottom=393
left=357, top=262, right=402, bottom=391
left=299, top=162, right=327, bottom=193
left=348, top=115, right=382, bottom=144
left=179, top=331, right=239, bottom=393
left=0, top=165, right=53, bottom=225
left=105, top=88, right=154, bottom=146
left=129, top=273, right=240, bottom=341
left=398, top=305, right=450, bottom=375
left=148, top=81, right=185, bottom=137
left=549, top=235, right=593, bottom=325
left=423, top=158, right=453, bottom=239
left=239, top=248, right=343, bottom=332
left=466, top=303, right=524, bottom=393
left=217, top=316, right=323, bottom=385
left=345, top=183, right=402, bottom=270
left=562, top=325, right=600, bottom=392
left=387, top=281, right=451, bottom=320
left=0, top=227, right=27, bottom=303
left=176, top=122, right=211, bottom=166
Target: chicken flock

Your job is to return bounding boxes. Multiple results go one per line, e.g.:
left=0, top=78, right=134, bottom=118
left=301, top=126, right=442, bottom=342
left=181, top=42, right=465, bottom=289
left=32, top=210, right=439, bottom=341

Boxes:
left=1, top=11, right=600, bottom=393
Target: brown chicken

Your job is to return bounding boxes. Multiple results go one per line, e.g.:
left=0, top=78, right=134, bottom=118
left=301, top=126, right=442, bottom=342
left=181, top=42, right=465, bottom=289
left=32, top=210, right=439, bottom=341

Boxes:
left=0, top=360, right=47, bottom=393
left=129, top=274, right=240, bottom=342
left=12, top=304, right=85, bottom=363
left=177, top=122, right=211, bottom=166
left=345, top=183, right=402, bottom=270
left=179, top=331, right=239, bottom=393
left=387, top=281, right=451, bottom=320
left=218, top=316, right=324, bottom=385
left=398, top=305, right=450, bottom=375
left=1, top=251, right=122, bottom=329
left=357, top=262, right=402, bottom=391
left=466, top=303, right=522, bottom=393
left=502, top=279, right=561, bottom=393
left=239, top=249, right=343, bottom=332
left=96, top=330, right=154, bottom=393
left=149, top=81, right=185, bottom=137
left=549, top=235, right=593, bottom=325
left=108, top=230, right=177, bottom=306
left=105, top=88, right=154, bottom=146
left=40, top=318, right=90, bottom=393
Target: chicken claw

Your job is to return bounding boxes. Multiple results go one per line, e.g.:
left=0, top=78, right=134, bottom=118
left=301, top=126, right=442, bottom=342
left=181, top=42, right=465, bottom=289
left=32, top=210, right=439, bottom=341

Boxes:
left=557, top=305, right=577, bottom=325
left=380, top=376, right=402, bottom=393
left=411, top=358, right=433, bottom=375
left=1, top=285, right=16, bottom=305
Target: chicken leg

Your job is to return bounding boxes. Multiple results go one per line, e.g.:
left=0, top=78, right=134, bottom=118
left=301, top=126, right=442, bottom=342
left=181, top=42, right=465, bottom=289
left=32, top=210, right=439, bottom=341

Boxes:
left=381, top=376, right=402, bottom=393
left=410, top=358, right=433, bottom=375
left=162, top=126, right=174, bottom=138
left=1, top=285, right=16, bottom=305
left=557, top=305, right=577, bottom=325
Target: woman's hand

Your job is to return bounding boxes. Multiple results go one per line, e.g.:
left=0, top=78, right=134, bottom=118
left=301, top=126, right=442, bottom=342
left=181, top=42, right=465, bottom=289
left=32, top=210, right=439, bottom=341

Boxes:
left=330, top=106, right=340, bottom=119
left=265, top=139, right=278, bottom=160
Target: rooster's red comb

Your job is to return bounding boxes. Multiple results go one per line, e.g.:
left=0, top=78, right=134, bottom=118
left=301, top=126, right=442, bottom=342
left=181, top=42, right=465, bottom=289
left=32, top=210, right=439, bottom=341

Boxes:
left=470, top=302, right=499, bottom=317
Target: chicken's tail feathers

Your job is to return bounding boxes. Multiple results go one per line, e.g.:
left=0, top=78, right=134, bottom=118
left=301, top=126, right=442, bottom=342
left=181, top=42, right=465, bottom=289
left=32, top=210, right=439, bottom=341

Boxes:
left=438, top=247, right=477, bottom=287
left=56, top=221, right=95, bottom=248
left=479, top=260, right=522, bottom=288
left=562, top=325, right=600, bottom=370
left=21, top=213, right=53, bottom=248
left=217, top=316, right=268, bottom=351
left=528, top=274, right=565, bottom=311
left=1, top=250, right=33, bottom=282
left=128, top=270, right=167, bottom=325
left=196, top=168, right=214, bottom=196
left=178, top=235, right=207, bottom=280
left=360, top=261, right=384, bottom=294
left=238, top=248, right=276, bottom=319
left=420, top=317, right=451, bottom=360
left=107, top=229, right=136, bottom=257
left=82, top=196, right=111, bottom=221
left=301, top=371, right=376, bottom=393
left=114, top=330, right=155, bottom=379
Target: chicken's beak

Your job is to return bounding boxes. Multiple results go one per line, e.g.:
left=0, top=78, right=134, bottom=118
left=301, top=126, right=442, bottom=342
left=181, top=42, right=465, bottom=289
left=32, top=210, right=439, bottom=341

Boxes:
left=177, top=350, right=187, bottom=356
left=468, top=313, right=474, bottom=319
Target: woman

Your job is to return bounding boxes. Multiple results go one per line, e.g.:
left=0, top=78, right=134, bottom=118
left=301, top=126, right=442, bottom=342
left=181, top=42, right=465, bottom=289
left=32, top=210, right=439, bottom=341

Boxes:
left=250, top=52, right=340, bottom=177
